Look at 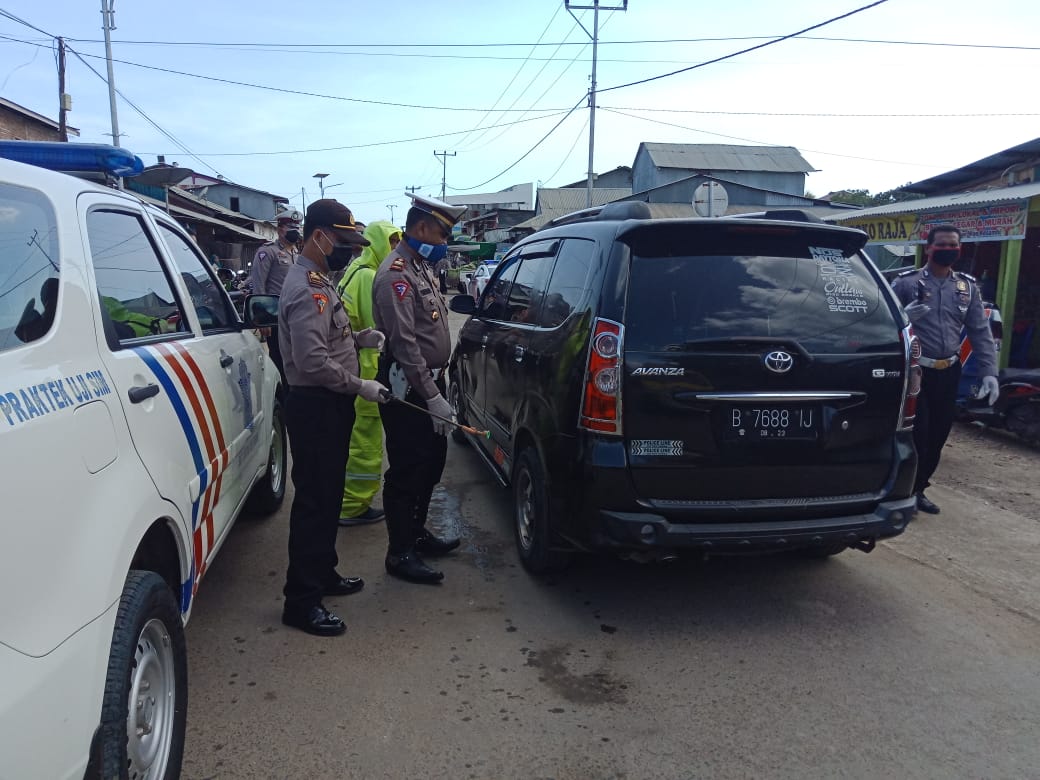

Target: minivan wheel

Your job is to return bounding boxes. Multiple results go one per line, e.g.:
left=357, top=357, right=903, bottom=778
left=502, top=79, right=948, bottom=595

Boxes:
left=246, top=397, right=287, bottom=516
left=99, top=571, right=187, bottom=780
left=448, top=381, right=468, bottom=445
left=513, top=448, right=571, bottom=574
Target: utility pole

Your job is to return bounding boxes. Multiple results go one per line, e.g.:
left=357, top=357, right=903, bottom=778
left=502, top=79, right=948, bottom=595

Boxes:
left=100, top=0, right=121, bottom=147
left=386, top=204, right=396, bottom=223
left=434, top=151, right=455, bottom=200
left=565, top=1, right=628, bottom=208
left=405, top=185, right=422, bottom=195
left=57, top=38, right=69, bottom=142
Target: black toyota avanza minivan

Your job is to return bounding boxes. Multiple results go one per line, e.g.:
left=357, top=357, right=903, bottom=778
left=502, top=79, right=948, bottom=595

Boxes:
left=448, top=203, right=920, bottom=573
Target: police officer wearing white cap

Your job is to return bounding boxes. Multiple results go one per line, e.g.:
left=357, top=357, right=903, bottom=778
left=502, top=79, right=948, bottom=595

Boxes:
left=251, top=208, right=302, bottom=389
left=892, top=224, right=999, bottom=515
left=372, top=193, right=466, bottom=584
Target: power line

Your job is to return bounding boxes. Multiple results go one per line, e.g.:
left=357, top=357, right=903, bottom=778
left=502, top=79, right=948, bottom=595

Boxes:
left=599, top=105, right=1040, bottom=118
left=449, top=95, right=588, bottom=191
left=598, top=0, right=891, bottom=94
left=540, top=113, right=590, bottom=186
left=599, top=106, right=942, bottom=169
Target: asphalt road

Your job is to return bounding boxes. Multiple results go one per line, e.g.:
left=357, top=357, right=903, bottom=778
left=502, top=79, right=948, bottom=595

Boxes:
left=181, top=312, right=1040, bottom=780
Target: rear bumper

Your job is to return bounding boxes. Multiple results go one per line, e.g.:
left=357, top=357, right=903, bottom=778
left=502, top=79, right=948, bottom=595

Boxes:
left=594, top=496, right=916, bottom=554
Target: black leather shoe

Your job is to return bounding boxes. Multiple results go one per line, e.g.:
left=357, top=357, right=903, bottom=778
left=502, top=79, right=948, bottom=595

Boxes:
left=339, top=506, right=385, bottom=527
left=385, top=551, right=444, bottom=584
left=916, top=493, right=941, bottom=514
left=414, top=529, right=460, bottom=557
left=281, top=604, right=346, bottom=636
left=323, top=575, right=364, bottom=596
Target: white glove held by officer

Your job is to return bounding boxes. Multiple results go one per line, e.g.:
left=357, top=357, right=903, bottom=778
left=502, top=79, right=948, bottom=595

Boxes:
left=903, top=301, right=931, bottom=323
left=426, top=394, right=454, bottom=436
left=355, top=327, right=386, bottom=352
left=358, top=378, right=390, bottom=403
left=976, top=375, right=1000, bottom=406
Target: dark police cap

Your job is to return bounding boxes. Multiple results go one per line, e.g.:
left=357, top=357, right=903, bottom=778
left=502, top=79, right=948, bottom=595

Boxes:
left=305, top=199, right=369, bottom=245
left=407, top=193, right=466, bottom=234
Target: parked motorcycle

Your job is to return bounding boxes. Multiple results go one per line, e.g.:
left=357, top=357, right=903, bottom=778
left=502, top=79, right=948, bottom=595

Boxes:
left=958, top=369, right=1040, bottom=446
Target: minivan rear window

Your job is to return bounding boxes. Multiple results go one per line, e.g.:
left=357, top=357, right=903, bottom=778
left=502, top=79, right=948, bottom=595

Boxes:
left=625, top=250, right=900, bottom=354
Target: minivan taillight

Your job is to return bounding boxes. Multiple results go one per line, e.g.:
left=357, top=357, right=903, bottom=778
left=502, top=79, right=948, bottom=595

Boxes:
left=899, top=324, right=922, bottom=430
left=580, top=318, right=623, bottom=434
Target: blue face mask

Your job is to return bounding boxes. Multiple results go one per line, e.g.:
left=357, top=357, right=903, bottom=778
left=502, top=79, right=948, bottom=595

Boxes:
left=405, top=236, right=448, bottom=264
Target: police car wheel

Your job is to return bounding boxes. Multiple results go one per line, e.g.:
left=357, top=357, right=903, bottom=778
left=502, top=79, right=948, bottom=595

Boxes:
left=448, top=382, right=468, bottom=445
left=99, top=571, right=187, bottom=780
left=245, top=397, right=287, bottom=515
left=513, top=447, right=572, bottom=575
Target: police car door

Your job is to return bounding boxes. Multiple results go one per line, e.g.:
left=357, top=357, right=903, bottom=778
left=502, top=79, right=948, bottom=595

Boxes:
left=151, top=216, right=267, bottom=539
left=81, top=199, right=241, bottom=584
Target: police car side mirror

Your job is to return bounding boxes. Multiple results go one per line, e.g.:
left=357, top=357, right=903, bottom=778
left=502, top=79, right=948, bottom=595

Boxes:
left=244, top=294, right=279, bottom=327
left=449, top=295, right=476, bottom=315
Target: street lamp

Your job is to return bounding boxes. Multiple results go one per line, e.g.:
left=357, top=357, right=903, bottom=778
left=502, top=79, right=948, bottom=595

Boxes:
left=313, top=172, right=329, bottom=197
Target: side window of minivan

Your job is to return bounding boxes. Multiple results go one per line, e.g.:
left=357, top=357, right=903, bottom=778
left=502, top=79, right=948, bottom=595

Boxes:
left=505, top=255, right=554, bottom=324
left=478, top=257, right=520, bottom=321
left=157, top=222, right=237, bottom=332
left=538, top=239, right=595, bottom=328
left=87, top=209, right=188, bottom=346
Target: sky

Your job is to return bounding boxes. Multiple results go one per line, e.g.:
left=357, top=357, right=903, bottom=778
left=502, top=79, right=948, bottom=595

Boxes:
left=0, top=0, right=1038, bottom=225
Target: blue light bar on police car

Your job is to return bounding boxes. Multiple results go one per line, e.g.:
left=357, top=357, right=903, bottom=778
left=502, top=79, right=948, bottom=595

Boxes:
left=0, top=141, right=144, bottom=177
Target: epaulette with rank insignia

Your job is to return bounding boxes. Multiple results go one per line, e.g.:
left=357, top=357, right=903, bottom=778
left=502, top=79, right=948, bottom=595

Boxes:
left=957, top=271, right=977, bottom=282
left=307, top=270, right=328, bottom=288
left=896, top=268, right=918, bottom=277
left=389, top=257, right=405, bottom=271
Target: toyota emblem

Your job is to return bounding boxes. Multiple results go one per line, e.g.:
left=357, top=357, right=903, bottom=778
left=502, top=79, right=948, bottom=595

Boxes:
left=764, top=350, right=794, bottom=373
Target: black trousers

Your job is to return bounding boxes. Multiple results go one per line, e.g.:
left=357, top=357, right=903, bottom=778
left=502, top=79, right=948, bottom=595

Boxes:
left=913, top=362, right=962, bottom=494
left=267, top=326, right=287, bottom=394
left=379, top=378, right=448, bottom=554
left=283, top=386, right=356, bottom=613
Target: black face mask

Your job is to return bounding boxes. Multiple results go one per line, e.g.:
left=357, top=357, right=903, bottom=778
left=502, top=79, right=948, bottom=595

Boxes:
left=326, top=245, right=355, bottom=272
left=931, top=248, right=960, bottom=267
left=284, top=229, right=301, bottom=244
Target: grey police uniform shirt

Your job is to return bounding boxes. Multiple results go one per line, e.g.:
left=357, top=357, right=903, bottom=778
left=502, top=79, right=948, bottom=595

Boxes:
left=277, top=255, right=363, bottom=394
left=891, top=267, right=998, bottom=376
left=372, top=243, right=451, bottom=401
left=251, top=239, right=296, bottom=295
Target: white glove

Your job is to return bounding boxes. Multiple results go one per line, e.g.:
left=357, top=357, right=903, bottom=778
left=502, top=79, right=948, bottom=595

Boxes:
left=903, top=301, right=931, bottom=323
left=976, top=375, right=1000, bottom=406
left=355, top=327, right=386, bottom=351
left=426, top=394, right=454, bottom=436
left=357, top=378, right=390, bottom=403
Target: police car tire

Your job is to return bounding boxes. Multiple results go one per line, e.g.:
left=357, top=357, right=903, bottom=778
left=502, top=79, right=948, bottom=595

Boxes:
left=513, top=447, right=572, bottom=575
left=449, top=382, right=468, bottom=445
left=245, top=397, right=287, bottom=515
left=99, top=571, right=187, bottom=780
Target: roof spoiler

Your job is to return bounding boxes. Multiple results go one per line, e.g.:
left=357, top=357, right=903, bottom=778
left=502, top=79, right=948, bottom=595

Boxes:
left=543, top=200, right=652, bottom=230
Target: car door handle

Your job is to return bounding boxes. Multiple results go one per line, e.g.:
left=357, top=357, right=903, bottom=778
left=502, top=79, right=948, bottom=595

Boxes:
left=514, top=345, right=525, bottom=362
left=128, top=383, right=160, bottom=404
left=219, top=353, right=234, bottom=368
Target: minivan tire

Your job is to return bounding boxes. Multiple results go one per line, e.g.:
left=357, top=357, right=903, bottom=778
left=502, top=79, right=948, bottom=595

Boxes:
left=448, top=381, right=468, bottom=445
left=513, top=447, right=571, bottom=574
left=246, top=397, right=287, bottom=515
left=98, top=571, right=187, bottom=780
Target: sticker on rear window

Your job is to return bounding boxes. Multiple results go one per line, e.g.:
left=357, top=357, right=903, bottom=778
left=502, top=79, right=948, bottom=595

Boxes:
left=630, top=439, right=683, bottom=457
left=810, top=247, right=869, bottom=314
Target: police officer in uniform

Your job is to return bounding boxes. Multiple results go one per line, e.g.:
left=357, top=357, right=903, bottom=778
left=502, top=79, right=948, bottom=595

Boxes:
left=372, top=194, right=466, bottom=584
left=279, top=199, right=389, bottom=636
left=892, top=224, right=999, bottom=515
left=251, top=208, right=302, bottom=389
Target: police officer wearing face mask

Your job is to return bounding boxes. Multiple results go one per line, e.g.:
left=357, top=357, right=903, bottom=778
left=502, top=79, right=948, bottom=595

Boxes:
left=251, top=209, right=302, bottom=390
left=278, top=199, right=390, bottom=636
left=892, top=224, right=999, bottom=515
left=372, top=193, right=466, bottom=584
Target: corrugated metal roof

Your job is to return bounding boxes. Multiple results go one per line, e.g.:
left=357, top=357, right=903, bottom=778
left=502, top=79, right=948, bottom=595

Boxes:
left=444, top=183, right=534, bottom=209
left=641, top=143, right=815, bottom=173
left=510, top=188, right=633, bottom=230
left=901, top=136, right=1040, bottom=195
left=827, top=181, right=1040, bottom=222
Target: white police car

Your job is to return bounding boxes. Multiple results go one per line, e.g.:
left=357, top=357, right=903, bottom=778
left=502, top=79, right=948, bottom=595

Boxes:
left=0, top=142, right=286, bottom=779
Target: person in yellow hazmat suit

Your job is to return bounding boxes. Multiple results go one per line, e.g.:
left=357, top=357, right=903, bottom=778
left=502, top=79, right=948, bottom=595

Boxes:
left=337, top=220, right=402, bottom=525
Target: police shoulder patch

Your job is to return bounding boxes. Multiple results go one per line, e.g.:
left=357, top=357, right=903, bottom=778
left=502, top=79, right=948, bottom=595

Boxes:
left=312, top=293, right=329, bottom=314
left=392, top=280, right=412, bottom=301
left=307, top=271, right=326, bottom=288
left=389, top=257, right=405, bottom=271
left=256, top=251, right=267, bottom=261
